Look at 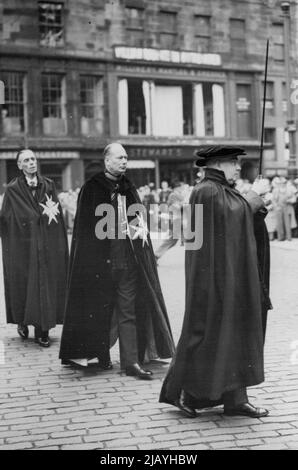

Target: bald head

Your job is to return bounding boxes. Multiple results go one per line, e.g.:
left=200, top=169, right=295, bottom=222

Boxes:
left=104, top=143, right=128, bottom=177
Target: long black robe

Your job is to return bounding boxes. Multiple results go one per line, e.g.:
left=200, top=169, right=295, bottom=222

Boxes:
left=0, top=174, right=68, bottom=331
left=253, top=209, right=272, bottom=340
left=59, top=172, right=175, bottom=364
left=160, top=168, right=266, bottom=408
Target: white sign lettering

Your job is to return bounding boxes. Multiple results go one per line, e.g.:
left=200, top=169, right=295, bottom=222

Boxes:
left=115, top=47, right=221, bottom=67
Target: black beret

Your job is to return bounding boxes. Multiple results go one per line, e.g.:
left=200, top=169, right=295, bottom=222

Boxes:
left=194, top=145, right=246, bottom=166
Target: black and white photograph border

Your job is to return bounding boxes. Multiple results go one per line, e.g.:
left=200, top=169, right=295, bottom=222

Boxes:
left=0, top=0, right=298, bottom=454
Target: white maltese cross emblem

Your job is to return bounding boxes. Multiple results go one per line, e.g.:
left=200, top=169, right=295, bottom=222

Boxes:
left=39, top=194, right=60, bottom=225
left=128, top=213, right=149, bottom=247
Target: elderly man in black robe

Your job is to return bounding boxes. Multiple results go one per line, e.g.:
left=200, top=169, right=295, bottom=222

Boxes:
left=0, top=149, right=68, bottom=347
left=59, top=143, right=174, bottom=379
left=160, top=145, right=271, bottom=418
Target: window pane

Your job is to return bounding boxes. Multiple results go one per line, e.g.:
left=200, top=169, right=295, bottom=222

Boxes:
left=160, top=32, right=176, bottom=49
left=125, top=7, right=144, bottom=29
left=128, top=79, right=146, bottom=135
left=182, top=84, right=193, bottom=135
left=38, top=1, right=64, bottom=47
left=80, top=76, right=104, bottom=136
left=42, top=73, right=66, bottom=135
left=153, top=84, right=184, bottom=136
left=230, top=19, right=245, bottom=39
left=0, top=72, right=26, bottom=134
left=195, top=36, right=210, bottom=53
left=273, top=44, right=284, bottom=61
left=126, top=30, right=144, bottom=47
left=194, top=15, right=210, bottom=37
left=272, top=23, right=284, bottom=44
left=282, top=82, right=288, bottom=113
left=236, top=84, right=252, bottom=138
left=202, top=83, right=214, bottom=136
left=264, top=128, right=275, bottom=144
left=160, top=11, right=177, bottom=33
left=261, top=81, right=275, bottom=116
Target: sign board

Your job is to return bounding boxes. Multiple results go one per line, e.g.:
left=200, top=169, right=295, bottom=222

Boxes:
left=127, top=146, right=184, bottom=159
left=114, top=46, right=222, bottom=67
left=236, top=98, right=250, bottom=111
left=127, top=160, right=155, bottom=169
left=0, top=151, right=80, bottom=160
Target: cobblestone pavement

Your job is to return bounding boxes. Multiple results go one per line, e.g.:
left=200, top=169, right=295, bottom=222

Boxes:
left=0, top=239, right=298, bottom=450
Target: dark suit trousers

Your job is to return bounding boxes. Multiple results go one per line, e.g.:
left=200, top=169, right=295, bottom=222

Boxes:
left=222, top=387, right=248, bottom=409
left=111, top=265, right=138, bottom=369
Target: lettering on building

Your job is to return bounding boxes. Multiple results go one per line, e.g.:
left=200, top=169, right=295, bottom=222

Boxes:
left=115, top=46, right=222, bottom=67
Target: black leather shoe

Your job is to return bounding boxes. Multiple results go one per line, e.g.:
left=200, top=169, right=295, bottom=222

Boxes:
left=224, top=402, right=269, bottom=418
left=174, top=391, right=197, bottom=418
left=34, top=331, right=50, bottom=348
left=34, top=329, right=50, bottom=347
left=125, top=363, right=153, bottom=380
left=35, top=337, right=50, bottom=348
left=97, top=358, right=113, bottom=370
left=17, top=325, right=29, bottom=340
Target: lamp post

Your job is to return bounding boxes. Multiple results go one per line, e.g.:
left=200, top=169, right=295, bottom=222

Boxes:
left=281, top=1, right=297, bottom=178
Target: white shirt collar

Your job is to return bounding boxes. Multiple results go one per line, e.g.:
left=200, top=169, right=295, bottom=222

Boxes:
left=25, top=175, right=38, bottom=187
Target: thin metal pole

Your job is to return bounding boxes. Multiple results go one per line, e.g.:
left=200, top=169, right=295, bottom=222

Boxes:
left=259, top=39, right=269, bottom=177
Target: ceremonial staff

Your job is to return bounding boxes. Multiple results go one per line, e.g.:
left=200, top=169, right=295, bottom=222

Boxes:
left=259, top=39, right=270, bottom=178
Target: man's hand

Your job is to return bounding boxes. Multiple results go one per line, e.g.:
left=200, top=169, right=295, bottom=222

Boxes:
left=251, top=178, right=269, bottom=196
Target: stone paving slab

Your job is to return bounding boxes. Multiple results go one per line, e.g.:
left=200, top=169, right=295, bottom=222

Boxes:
left=0, top=241, right=298, bottom=450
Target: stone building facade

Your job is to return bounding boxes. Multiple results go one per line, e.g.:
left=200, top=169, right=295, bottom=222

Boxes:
left=0, top=0, right=297, bottom=191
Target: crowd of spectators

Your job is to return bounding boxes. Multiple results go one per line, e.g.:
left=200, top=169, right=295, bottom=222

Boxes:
left=236, top=176, right=298, bottom=241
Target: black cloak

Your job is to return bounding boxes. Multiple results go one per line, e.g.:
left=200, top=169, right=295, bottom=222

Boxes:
left=253, top=209, right=272, bottom=340
left=160, top=168, right=266, bottom=408
left=0, top=174, right=68, bottom=331
left=59, top=172, right=175, bottom=364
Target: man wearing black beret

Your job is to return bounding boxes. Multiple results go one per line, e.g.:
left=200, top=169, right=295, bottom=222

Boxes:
left=160, top=145, right=271, bottom=418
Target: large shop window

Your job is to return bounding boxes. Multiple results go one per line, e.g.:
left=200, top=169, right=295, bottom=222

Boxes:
left=80, top=76, right=104, bottom=136
left=0, top=72, right=27, bottom=135
left=42, top=73, right=67, bottom=135
left=118, top=79, right=225, bottom=137
left=236, top=84, right=253, bottom=138
left=38, top=1, right=64, bottom=47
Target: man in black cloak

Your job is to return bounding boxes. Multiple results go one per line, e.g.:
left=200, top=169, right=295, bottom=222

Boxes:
left=59, top=143, right=175, bottom=379
left=0, top=149, right=68, bottom=347
left=160, top=145, right=271, bottom=418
